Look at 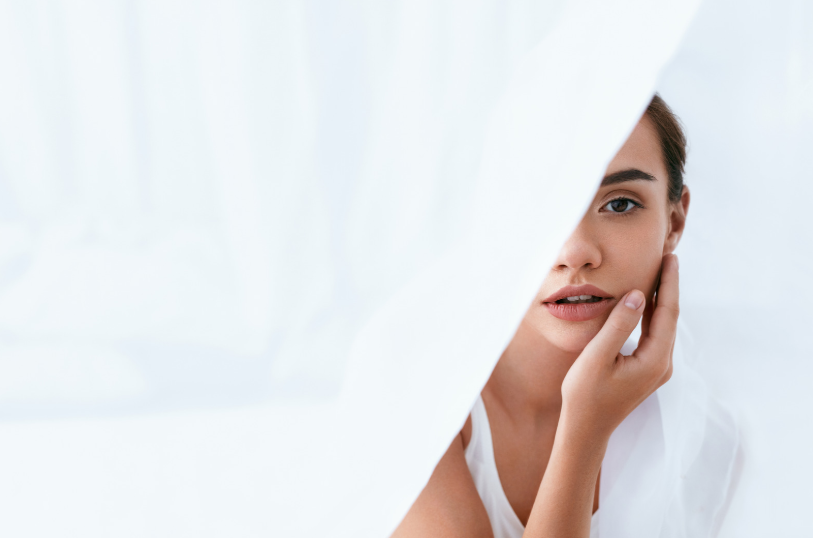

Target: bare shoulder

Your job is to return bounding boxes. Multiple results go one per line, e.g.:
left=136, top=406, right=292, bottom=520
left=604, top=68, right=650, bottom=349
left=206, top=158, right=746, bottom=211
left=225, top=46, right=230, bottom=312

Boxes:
left=391, top=422, right=492, bottom=538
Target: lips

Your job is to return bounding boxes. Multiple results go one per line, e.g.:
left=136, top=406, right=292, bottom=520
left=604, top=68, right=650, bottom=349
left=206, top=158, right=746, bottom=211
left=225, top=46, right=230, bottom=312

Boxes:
left=542, top=284, right=615, bottom=322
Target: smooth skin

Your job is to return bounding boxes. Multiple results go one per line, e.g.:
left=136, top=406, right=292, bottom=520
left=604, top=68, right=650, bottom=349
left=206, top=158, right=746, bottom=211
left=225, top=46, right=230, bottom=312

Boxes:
left=392, top=113, right=691, bottom=538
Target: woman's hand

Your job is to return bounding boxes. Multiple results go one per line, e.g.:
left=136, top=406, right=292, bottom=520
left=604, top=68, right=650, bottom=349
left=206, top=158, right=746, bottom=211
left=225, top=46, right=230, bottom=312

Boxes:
left=524, top=254, right=679, bottom=538
left=560, top=253, right=679, bottom=441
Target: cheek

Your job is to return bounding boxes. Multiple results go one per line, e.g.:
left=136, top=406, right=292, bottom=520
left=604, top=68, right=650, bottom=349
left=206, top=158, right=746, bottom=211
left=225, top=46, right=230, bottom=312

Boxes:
left=604, top=224, right=664, bottom=297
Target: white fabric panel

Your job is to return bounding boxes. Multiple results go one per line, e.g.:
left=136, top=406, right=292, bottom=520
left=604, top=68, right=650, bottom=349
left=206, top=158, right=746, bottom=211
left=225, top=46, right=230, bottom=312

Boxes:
left=0, top=0, right=805, bottom=536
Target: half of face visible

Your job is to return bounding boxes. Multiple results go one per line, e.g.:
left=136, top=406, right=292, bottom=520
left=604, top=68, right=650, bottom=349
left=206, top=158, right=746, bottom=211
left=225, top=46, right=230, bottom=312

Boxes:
left=524, top=114, right=688, bottom=354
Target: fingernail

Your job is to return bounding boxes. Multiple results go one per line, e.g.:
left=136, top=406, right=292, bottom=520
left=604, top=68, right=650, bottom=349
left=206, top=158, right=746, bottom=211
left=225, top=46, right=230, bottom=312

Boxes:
left=674, top=255, right=679, bottom=269
left=624, top=290, right=644, bottom=310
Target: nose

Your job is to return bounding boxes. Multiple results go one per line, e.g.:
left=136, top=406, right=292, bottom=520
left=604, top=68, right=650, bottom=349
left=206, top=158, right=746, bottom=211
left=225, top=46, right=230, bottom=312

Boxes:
left=554, top=221, right=602, bottom=271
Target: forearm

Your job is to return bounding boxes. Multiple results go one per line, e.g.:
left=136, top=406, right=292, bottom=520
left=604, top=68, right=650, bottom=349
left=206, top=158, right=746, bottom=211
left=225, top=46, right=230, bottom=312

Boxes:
left=523, top=411, right=608, bottom=538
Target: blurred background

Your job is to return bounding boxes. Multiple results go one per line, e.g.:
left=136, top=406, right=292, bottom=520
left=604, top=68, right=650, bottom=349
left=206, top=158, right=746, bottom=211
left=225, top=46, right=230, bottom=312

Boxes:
left=0, top=0, right=810, bottom=536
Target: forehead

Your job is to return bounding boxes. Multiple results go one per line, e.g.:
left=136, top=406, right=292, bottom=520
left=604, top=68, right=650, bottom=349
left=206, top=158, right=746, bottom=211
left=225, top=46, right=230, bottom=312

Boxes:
left=604, top=114, right=667, bottom=181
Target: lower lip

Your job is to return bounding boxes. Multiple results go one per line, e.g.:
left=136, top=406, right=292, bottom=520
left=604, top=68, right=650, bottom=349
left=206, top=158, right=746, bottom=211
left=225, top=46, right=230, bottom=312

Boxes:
left=543, top=299, right=614, bottom=322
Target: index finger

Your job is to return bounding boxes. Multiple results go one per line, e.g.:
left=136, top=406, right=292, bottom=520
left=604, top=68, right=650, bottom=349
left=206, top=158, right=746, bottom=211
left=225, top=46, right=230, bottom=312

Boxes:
left=636, top=254, right=679, bottom=359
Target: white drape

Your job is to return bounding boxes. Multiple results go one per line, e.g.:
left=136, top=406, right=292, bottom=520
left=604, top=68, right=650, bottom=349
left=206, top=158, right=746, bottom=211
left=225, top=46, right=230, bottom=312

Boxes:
left=0, top=0, right=808, bottom=536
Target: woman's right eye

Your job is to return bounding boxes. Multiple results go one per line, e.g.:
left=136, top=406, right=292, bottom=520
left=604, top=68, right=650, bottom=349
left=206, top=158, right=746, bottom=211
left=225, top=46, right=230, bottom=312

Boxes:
left=602, top=198, right=640, bottom=214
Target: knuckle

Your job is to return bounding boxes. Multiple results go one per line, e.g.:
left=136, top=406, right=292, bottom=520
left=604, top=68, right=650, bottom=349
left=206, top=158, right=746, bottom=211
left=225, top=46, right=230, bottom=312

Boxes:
left=645, top=355, right=672, bottom=385
left=608, top=319, right=629, bottom=333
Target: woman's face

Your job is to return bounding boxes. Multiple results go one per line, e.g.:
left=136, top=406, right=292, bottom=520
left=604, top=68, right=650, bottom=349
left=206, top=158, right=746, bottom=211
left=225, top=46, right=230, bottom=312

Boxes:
left=524, top=114, right=690, bottom=354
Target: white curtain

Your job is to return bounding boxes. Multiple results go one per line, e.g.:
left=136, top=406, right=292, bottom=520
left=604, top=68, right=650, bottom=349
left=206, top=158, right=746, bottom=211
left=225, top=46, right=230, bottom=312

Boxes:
left=0, top=0, right=808, bottom=536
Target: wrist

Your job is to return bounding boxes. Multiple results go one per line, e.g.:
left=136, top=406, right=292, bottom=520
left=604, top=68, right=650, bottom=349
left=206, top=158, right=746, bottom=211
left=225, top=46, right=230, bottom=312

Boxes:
left=556, top=404, right=613, bottom=459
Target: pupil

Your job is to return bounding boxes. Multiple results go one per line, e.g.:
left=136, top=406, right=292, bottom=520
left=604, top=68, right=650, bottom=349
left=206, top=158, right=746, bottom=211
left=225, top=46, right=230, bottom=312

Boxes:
left=611, top=200, right=627, bottom=212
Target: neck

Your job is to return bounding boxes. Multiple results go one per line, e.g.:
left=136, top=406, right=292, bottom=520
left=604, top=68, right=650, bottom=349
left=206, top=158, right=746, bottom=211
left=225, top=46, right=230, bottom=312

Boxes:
left=484, top=318, right=580, bottom=421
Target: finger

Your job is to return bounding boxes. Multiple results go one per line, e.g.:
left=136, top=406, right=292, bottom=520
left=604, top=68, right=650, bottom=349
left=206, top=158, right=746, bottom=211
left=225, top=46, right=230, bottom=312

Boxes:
left=581, top=289, right=645, bottom=364
left=640, top=291, right=654, bottom=339
left=657, top=333, right=677, bottom=386
left=641, top=259, right=662, bottom=338
left=637, top=254, right=679, bottom=359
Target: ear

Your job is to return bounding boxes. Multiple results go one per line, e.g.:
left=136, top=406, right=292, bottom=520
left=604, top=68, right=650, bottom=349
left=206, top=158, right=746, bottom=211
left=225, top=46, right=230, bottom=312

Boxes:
left=663, top=185, right=690, bottom=254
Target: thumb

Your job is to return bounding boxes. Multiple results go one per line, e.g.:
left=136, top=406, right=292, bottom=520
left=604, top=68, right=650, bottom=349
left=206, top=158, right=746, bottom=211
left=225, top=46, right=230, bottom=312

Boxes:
left=581, top=290, right=645, bottom=363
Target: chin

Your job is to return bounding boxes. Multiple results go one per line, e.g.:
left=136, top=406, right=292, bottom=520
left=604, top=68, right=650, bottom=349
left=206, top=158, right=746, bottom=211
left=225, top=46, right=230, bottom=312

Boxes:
left=542, top=310, right=615, bottom=353
left=548, top=327, right=601, bottom=354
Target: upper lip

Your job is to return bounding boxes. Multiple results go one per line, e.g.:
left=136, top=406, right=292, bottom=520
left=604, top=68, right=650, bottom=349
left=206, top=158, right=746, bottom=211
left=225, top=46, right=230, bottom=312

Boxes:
left=543, top=284, right=613, bottom=303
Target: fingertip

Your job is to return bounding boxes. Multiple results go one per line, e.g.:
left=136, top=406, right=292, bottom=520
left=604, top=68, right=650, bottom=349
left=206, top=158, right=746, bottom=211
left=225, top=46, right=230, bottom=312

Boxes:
left=624, top=290, right=645, bottom=310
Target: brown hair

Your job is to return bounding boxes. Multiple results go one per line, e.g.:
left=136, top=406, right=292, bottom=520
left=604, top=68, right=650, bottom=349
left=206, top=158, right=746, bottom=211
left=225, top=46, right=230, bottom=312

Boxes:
left=645, top=94, right=686, bottom=203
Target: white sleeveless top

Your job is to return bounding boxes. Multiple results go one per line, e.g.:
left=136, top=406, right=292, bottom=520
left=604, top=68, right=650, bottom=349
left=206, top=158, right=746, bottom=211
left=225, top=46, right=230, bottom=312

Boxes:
left=464, top=395, right=599, bottom=538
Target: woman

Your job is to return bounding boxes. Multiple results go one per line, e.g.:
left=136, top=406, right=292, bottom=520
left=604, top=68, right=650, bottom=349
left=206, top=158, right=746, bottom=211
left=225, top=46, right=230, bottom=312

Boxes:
left=392, top=95, right=692, bottom=538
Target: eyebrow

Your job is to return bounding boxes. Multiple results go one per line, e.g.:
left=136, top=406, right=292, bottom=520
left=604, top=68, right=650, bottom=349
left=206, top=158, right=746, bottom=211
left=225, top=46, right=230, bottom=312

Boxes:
left=600, top=168, right=657, bottom=186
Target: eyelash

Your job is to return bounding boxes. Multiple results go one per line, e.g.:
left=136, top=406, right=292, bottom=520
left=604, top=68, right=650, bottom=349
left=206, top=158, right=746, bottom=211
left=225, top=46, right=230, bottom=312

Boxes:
left=601, top=197, right=644, bottom=215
